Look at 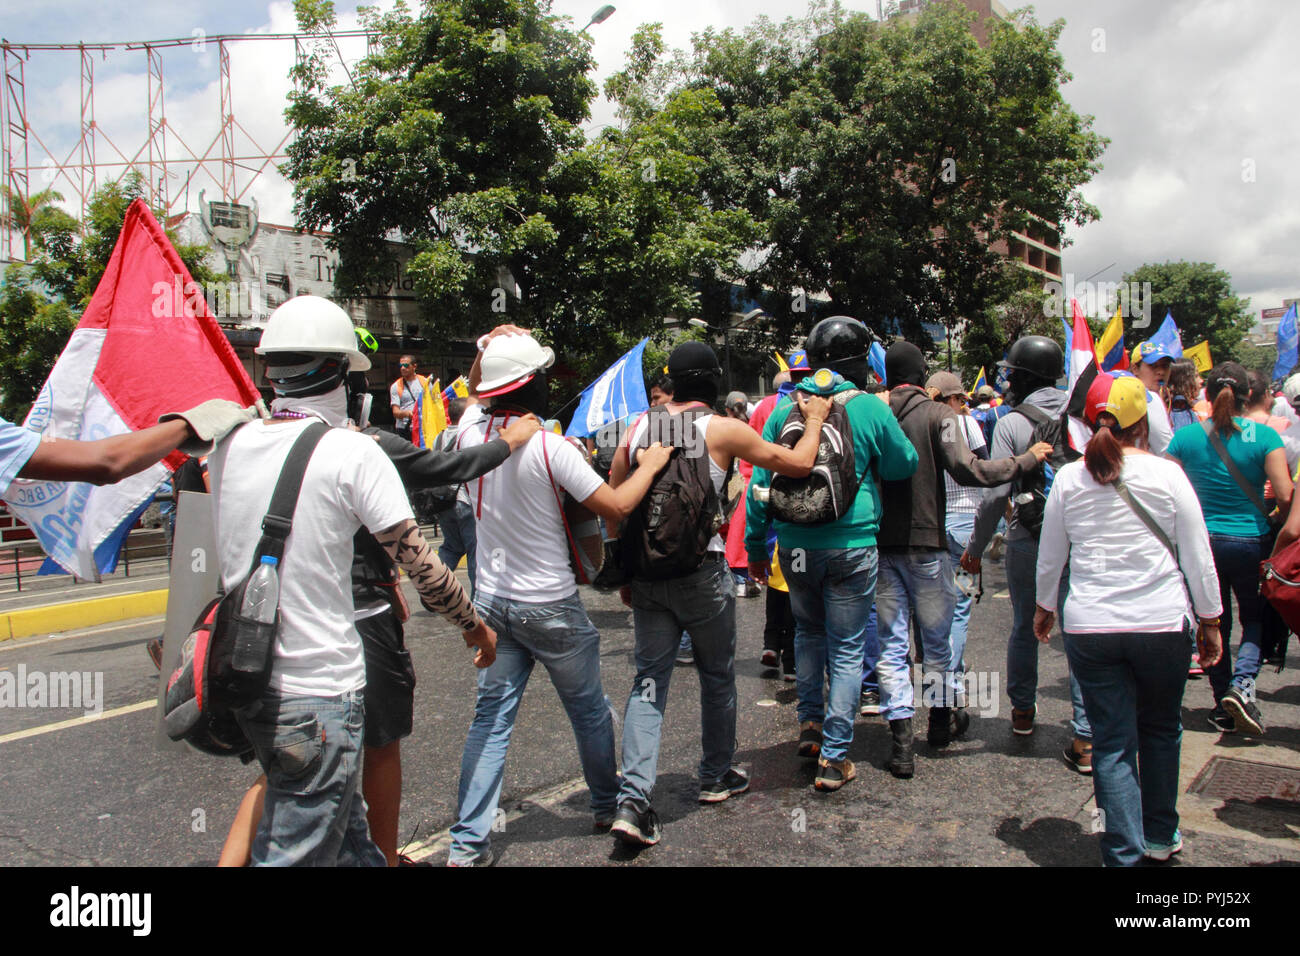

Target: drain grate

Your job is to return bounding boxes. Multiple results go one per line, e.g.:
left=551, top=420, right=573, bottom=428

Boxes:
left=1187, top=757, right=1300, bottom=803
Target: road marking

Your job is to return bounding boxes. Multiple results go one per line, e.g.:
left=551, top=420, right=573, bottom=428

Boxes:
left=0, top=616, right=164, bottom=653
left=0, top=699, right=153, bottom=746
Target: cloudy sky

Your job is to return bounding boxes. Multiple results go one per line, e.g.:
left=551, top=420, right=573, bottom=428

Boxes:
left=2, top=0, right=1296, bottom=324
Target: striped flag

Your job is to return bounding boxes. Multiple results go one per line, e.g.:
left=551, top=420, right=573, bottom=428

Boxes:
left=565, top=338, right=650, bottom=438
left=972, top=367, right=988, bottom=394
left=1096, top=306, right=1129, bottom=372
left=1065, top=299, right=1098, bottom=452
left=2, top=199, right=260, bottom=577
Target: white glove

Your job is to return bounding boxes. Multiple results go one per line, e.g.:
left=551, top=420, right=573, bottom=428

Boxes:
left=159, top=400, right=260, bottom=456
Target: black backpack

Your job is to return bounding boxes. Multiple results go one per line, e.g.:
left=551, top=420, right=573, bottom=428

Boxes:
left=768, top=391, right=864, bottom=525
left=1010, top=403, right=1077, bottom=538
left=622, top=404, right=729, bottom=580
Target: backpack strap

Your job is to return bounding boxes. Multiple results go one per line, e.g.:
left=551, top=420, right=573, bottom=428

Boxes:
left=1201, top=421, right=1269, bottom=518
left=250, top=422, right=330, bottom=573
left=1113, top=476, right=1195, bottom=605
left=1011, top=403, right=1049, bottom=428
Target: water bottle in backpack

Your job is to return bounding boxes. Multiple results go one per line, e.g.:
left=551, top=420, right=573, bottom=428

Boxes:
left=233, top=555, right=279, bottom=672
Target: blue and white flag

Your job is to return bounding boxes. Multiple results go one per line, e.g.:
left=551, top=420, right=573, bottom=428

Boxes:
left=868, top=341, right=887, bottom=383
left=566, top=338, right=651, bottom=438
left=1148, top=312, right=1183, bottom=359
left=1274, top=303, right=1299, bottom=382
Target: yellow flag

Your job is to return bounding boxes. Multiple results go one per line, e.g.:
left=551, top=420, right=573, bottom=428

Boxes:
left=1184, top=340, right=1213, bottom=373
left=421, top=378, right=447, bottom=446
left=773, top=351, right=789, bottom=373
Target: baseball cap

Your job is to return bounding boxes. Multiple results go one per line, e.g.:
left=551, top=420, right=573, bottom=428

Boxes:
left=1133, top=340, right=1176, bottom=365
left=975, top=384, right=996, bottom=401
left=926, top=371, right=966, bottom=399
left=787, top=350, right=811, bottom=371
left=1086, top=373, right=1147, bottom=429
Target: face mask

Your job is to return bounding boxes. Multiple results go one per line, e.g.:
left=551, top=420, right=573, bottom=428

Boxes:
left=271, top=385, right=348, bottom=427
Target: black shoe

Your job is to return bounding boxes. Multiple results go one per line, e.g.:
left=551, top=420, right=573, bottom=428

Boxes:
left=949, top=707, right=970, bottom=740
left=397, top=853, right=434, bottom=867
left=699, top=768, right=750, bottom=804
left=1222, top=688, right=1265, bottom=736
left=859, top=689, right=881, bottom=716
left=1207, top=707, right=1236, bottom=734
left=797, top=721, right=823, bottom=759
left=889, top=718, right=915, bottom=778
left=610, top=801, right=662, bottom=846
left=927, top=706, right=952, bottom=747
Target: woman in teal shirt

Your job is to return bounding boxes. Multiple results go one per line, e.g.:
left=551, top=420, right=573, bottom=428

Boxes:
left=1166, top=363, right=1292, bottom=737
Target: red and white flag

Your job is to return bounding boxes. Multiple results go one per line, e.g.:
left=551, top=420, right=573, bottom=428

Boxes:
left=3, top=199, right=260, bottom=577
left=1065, top=298, right=1097, bottom=452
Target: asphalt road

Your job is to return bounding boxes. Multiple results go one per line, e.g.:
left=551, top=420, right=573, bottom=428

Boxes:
left=2, top=558, right=1298, bottom=867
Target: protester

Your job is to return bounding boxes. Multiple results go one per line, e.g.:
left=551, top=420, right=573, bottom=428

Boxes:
left=877, top=348, right=1049, bottom=771
left=1128, top=341, right=1175, bottom=454
left=1165, top=359, right=1206, bottom=432
left=971, top=384, right=1010, bottom=447
left=448, top=330, right=674, bottom=865
left=963, top=336, right=1093, bottom=757
left=1166, top=362, right=1293, bottom=737
left=747, top=317, right=919, bottom=792
left=389, top=354, right=425, bottom=439
left=209, top=296, right=496, bottom=866
left=1034, top=373, right=1222, bottom=866
left=609, top=342, right=833, bottom=844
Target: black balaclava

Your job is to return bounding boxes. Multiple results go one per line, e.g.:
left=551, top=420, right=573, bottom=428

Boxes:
left=1005, top=369, right=1054, bottom=408
left=884, top=342, right=927, bottom=389
left=491, top=373, right=549, bottom=419
left=668, top=341, right=722, bottom=406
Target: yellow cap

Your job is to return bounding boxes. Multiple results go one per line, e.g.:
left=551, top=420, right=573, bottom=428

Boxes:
left=1103, top=376, right=1148, bottom=429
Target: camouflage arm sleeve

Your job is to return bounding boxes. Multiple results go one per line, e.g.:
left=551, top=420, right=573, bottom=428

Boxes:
left=375, top=519, right=480, bottom=631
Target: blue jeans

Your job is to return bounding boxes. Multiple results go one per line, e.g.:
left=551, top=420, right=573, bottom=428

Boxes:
left=860, top=604, right=879, bottom=692
left=450, top=591, right=617, bottom=863
left=620, top=559, right=736, bottom=805
left=946, top=511, right=977, bottom=679
left=1065, top=629, right=1191, bottom=866
left=237, top=690, right=385, bottom=867
left=1206, top=534, right=1268, bottom=704
left=1007, top=535, right=1091, bottom=740
left=782, top=547, right=878, bottom=762
left=437, top=501, right=478, bottom=595
left=876, top=550, right=957, bottom=719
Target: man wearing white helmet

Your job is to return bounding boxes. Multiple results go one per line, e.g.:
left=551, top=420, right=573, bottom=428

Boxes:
left=446, top=327, right=674, bottom=866
left=210, top=295, right=497, bottom=866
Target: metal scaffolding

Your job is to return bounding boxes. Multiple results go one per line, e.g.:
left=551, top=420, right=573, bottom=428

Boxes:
left=0, top=30, right=370, bottom=262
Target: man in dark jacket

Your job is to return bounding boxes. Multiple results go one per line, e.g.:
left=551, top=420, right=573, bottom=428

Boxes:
left=876, top=342, right=1049, bottom=777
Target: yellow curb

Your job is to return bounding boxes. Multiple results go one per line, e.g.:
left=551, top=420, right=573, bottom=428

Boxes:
left=0, top=589, right=168, bottom=642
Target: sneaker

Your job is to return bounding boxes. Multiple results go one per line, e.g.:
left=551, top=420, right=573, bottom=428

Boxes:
left=610, top=801, right=662, bottom=846
left=1221, top=687, right=1265, bottom=736
left=593, top=809, right=616, bottom=831
left=814, top=757, right=856, bottom=792
left=1188, top=654, right=1203, bottom=679
left=1062, top=738, right=1093, bottom=775
left=797, top=721, right=823, bottom=759
left=743, top=580, right=762, bottom=598
left=1144, top=830, right=1183, bottom=862
left=699, top=768, right=750, bottom=804
left=735, top=581, right=748, bottom=598
left=782, top=666, right=796, bottom=682
left=146, top=638, right=164, bottom=671
left=447, top=849, right=496, bottom=867
left=859, top=689, right=881, bottom=716
left=1206, top=708, right=1236, bottom=734
left=760, top=649, right=779, bottom=670
left=1011, top=706, right=1035, bottom=736
left=675, top=637, right=694, bottom=665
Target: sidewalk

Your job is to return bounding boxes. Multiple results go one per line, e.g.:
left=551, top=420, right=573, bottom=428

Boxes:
left=0, top=557, right=171, bottom=641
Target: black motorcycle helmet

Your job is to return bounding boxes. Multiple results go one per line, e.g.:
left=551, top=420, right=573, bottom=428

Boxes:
left=998, top=335, right=1063, bottom=405
left=806, top=315, right=872, bottom=388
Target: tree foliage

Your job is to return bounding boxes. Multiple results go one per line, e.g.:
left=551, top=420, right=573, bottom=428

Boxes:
left=1121, top=261, right=1254, bottom=364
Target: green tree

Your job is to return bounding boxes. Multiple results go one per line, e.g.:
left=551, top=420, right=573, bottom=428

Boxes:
left=1121, top=261, right=1254, bottom=364
left=285, top=5, right=758, bottom=415
left=956, top=269, right=1065, bottom=385
left=0, top=173, right=216, bottom=421
left=673, top=0, right=1106, bottom=349
left=1235, top=340, right=1279, bottom=377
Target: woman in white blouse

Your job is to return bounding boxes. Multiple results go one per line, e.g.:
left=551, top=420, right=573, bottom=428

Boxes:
left=1033, top=374, right=1223, bottom=867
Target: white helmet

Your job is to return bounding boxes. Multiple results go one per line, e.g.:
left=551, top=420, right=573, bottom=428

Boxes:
left=256, top=295, right=371, bottom=372
left=478, top=332, right=555, bottom=397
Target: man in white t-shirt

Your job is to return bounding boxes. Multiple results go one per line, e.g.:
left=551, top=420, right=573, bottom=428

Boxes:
left=447, top=328, right=673, bottom=866
left=389, top=355, right=424, bottom=439
left=212, top=296, right=496, bottom=867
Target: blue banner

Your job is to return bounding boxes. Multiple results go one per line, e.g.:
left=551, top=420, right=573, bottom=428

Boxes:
left=565, top=338, right=651, bottom=438
left=1274, top=304, right=1299, bottom=382
left=1148, top=312, right=1183, bottom=359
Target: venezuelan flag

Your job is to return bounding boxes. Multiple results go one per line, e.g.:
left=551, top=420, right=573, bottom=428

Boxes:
left=412, top=377, right=448, bottom=448
left=973, top=366, right=988, bottom=394
left=1096, top=307, right=1129, bottom=372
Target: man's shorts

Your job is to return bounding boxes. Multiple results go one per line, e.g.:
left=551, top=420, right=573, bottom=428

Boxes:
left=358, top=611, right=416, bottom=749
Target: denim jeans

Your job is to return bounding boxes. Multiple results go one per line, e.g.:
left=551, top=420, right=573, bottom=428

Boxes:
left=946, top=511, right=977, bottom=679
left=437, top=500, right=478, bottom=595
left=450, top=591, right=618, bottom=863
left=1065, top=629, right=1192, bottom=866
left=237, top=689, right=385, bottom=867
left=1007, top=535, right=1091, bottom=740
left=876, top=550, right=957, bottom=719
left=1206, top=533, right=1268, bottom=704
left=782, top=547, right=878, bottom=763
left=620, top=559, right=736, bottom=805
left=860, top=604, right=879, bottom=693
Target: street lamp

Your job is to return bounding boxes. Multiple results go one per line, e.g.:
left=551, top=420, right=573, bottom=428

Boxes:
left=580, top=4, right=616, bottom=33
left=687, top=310, right=768, bottom=393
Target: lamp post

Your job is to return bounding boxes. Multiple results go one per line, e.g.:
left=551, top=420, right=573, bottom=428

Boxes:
left=689, top=308, right=767, bottom=393
left=580, top=4, right=616, bottom=33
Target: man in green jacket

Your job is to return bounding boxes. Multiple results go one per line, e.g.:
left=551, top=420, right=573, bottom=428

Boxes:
left=746, top=316, right=919, bottom=792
